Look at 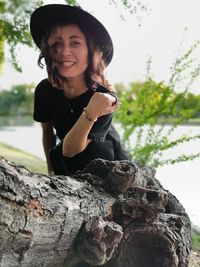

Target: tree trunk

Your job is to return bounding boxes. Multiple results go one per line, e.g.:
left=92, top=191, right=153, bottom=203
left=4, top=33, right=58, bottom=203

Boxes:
left=0, top=157, right=191, bottom=267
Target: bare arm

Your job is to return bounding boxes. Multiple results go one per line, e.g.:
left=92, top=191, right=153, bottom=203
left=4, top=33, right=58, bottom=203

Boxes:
left=62, top=92, right=119, bottom=157
left=41, top=122, right=56, bottom=175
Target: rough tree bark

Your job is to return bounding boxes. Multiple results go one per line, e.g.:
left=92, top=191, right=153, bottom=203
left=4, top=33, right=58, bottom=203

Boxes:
left=0, top=156, right=191, bottom=267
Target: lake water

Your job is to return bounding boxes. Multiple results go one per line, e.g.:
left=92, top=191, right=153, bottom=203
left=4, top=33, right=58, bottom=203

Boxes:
left=0, top=121, right=200, bottom=227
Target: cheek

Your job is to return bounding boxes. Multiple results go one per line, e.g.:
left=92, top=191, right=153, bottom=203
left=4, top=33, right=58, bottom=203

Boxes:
left=77, top=62, right=88, bottom=75
left=82, top=50, right=89, bottom=68
left=81, top=59, right=88, bottom=73
left=83, top=54, right=89, bottom=66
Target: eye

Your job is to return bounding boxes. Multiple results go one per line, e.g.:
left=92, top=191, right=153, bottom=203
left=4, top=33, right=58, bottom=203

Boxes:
left=50, top=42, right=62, bottom=51
left=71, top=41, right=81, bottom=47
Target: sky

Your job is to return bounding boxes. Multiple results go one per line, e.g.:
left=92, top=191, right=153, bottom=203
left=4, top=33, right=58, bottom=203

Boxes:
left=0, top=0, right=200, bottom=93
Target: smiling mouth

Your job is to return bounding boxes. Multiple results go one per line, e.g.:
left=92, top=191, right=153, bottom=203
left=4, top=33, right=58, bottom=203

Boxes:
left=57, top=61, right=76, bottom=67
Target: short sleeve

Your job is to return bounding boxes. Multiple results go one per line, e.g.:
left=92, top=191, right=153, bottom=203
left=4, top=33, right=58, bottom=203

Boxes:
left=88, top=113, right=113, bottom=142
left=33, top=79, right=54, bottom=122
left=87, top=85, right=117, bottom=142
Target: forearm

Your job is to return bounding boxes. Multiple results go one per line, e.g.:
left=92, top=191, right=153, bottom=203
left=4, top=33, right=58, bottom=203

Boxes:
left=41, top=123, right=56, bottom=174
left=43, top=135, right=55, bottom=172
left=62, top=109, right=97, bottom=157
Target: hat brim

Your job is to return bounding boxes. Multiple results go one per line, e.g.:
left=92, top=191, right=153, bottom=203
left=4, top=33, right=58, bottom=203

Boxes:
left=30, top=4, right=113, bottom=65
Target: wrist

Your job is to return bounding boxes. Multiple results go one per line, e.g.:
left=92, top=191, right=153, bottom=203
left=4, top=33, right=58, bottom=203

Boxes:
left=82, top=108, right=97, bottom=123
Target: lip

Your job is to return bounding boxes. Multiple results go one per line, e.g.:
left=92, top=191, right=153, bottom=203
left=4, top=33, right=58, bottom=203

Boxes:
left=54, top=59, right=76, bottom=66
left=55, top=61, right=76, bottom=72
left=62, top=61, right=76, bottom=67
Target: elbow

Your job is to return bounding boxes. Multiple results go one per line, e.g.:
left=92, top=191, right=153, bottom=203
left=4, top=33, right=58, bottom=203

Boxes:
left=62, top=139, right=90, bottom=158
left=62, top=145, right=84, bottom=158
left=62, top=148, right=76, bottom=158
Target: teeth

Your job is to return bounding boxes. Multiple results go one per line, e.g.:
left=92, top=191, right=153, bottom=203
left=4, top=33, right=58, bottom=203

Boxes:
left=63, top=61, right=75, bottom=66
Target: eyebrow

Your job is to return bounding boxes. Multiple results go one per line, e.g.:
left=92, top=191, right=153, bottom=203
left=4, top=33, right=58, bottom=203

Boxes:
left=69, top=35, right=83, bottom=40
left=50, top=35, right=83, bottom=42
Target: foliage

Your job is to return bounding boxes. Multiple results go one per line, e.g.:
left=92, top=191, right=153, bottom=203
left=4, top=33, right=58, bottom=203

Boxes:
left=108, top=0, right=148, bottom=14
left=192, top=234, right=200, bottom=252
left=0, top=83, right=35, bottom=115
left=114, top=44, right=200, bottom=167
left=0, top=0, right=44, bottom=71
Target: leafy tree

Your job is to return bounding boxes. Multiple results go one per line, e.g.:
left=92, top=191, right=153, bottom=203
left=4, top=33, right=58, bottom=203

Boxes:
left=114, top=45, right=200, bottom=167
left=0, top=0, right=44, bottom=71
left=176, top=92, right=200, bottom=118
left=0, top=83, right=35, bottom=115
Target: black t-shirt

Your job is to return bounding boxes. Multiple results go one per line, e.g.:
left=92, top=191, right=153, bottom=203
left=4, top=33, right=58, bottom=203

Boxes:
left=33, top=79, right=130, bottom=172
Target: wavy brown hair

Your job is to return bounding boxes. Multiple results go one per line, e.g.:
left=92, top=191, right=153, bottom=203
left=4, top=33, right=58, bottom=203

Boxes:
left=38, top=21, right=114, bottom=91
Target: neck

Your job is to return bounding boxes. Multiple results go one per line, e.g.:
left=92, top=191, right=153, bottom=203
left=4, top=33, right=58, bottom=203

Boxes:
left=63, top=76, right=88, bottom=99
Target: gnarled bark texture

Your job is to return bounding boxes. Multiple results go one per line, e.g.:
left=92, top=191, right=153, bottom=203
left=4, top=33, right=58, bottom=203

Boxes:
left=0, top=157, right=191, bottom=267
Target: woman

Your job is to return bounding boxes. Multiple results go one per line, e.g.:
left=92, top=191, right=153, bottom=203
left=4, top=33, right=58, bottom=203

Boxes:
left=30, top=4, right=130, bottom=175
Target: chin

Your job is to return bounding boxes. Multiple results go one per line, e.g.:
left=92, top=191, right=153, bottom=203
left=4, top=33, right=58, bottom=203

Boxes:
left=58, top=71, right=75, bottom=79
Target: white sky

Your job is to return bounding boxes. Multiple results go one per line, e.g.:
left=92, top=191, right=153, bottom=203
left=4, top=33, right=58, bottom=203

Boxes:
left=0, top=0, right=200, bottom=93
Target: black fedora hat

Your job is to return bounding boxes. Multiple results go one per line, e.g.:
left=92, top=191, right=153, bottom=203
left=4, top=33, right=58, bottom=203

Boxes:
left=30, top=4, right=113, bottom=66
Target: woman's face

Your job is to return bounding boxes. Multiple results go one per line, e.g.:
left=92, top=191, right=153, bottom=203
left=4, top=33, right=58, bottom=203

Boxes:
left=48, top=24, right=88, bottom=79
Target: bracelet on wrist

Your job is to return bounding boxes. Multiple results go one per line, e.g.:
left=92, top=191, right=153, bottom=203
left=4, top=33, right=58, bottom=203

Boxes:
left=82, top=108, right=97, bottom=123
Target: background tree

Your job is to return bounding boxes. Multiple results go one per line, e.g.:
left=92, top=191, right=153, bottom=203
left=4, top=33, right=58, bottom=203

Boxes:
left=0, top=83, right=35, bottom=115
left=114, top=45, right=200, bottom=167
left=0, top=0, right=43, bottom=71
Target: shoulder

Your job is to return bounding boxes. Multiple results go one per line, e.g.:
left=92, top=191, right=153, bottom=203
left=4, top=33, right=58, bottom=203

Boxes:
left=34, top=79, right=58, bottom=98
left=35, top=78, right=53, bottom=92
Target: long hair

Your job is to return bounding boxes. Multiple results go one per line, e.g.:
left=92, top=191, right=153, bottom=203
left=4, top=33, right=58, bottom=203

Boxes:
left=38, top=21, right=114, bottom=91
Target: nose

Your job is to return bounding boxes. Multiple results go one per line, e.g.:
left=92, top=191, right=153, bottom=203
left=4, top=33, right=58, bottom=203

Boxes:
left=60, top=44, right=71, bottom=57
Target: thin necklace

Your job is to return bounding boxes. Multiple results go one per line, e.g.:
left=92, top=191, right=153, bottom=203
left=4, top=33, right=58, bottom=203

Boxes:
left=63, top=89, right=89, bottom=114
left=64, top=97, right=78, bottom=114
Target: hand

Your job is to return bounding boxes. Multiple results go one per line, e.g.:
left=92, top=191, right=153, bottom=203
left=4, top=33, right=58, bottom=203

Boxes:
left=87, top=92, right=119, bottom=120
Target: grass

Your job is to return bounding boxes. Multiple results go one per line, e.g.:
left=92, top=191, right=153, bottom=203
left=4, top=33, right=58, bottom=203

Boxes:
left=0, top=142, right=47, bottom=174
left=192, top=234, right=200, bottom=252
